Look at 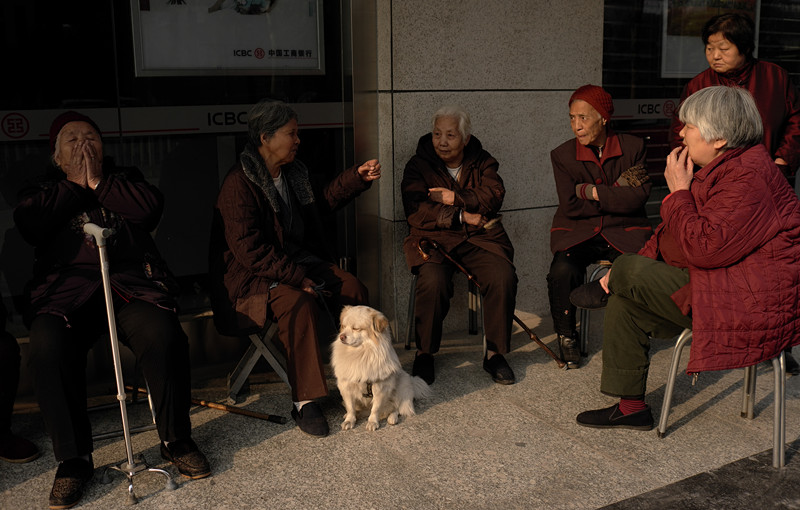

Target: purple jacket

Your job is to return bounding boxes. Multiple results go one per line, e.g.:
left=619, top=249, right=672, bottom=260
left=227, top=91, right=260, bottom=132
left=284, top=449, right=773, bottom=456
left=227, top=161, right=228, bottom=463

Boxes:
left=14, top=163, right=179, bottom=325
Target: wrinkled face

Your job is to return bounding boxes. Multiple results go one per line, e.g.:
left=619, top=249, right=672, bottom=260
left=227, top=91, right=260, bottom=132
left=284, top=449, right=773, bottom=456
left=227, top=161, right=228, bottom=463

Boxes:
left=432, top=116, right=469, bottom=167
left=337, top=305, right=390, bottom=348
left=569, top=100, right=607, bottom=147
left=261, top=118, right=300, bottom=167
left=705, top=32, right=746, bottom=74
left=53, top=121, right=103, bottom=171
left=679, top=123, right=726, bottom=167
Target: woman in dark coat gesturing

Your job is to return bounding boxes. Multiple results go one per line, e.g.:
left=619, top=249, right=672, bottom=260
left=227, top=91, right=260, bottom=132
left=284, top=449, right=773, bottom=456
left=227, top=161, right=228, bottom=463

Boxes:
left=402, top=105, right=517, bottom=386
left=210, top=99, right=380, bottom=437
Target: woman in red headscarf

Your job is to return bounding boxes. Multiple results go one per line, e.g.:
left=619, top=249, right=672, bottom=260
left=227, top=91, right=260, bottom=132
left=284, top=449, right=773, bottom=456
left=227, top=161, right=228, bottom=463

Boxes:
left=547, top=84, right=653, bottom=368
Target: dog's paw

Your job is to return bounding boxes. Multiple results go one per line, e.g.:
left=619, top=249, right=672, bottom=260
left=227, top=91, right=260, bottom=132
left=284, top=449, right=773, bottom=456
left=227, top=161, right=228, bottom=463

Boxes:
left=366, top=419, right=380, bottom=431
left=341, top=418, right=356, bottom=430
left=387, top=412, right=399, bottom=425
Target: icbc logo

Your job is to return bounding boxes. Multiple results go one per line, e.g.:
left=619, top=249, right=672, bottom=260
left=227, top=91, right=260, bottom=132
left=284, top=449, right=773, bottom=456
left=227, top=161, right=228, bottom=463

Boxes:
left=1, top=113, right=29, bottom=139
left=254, top=48, right=265, bottom=59
left=233, top=48, right=265, bottom=58
left=663, top=100, right=676, bottom=118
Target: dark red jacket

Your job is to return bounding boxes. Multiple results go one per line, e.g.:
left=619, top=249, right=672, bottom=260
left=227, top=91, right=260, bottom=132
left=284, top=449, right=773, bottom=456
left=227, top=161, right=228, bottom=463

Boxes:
left=549, top=131, right=653, bottom=254
left=401, top=134, right=514, bottom=269
left=639, top=144, right=800, bottom=373
left=209, top=144, right=370, bottom=332
left=670, top=60, right=800, bottom=175
left=14, top=163, right=179, bottom=326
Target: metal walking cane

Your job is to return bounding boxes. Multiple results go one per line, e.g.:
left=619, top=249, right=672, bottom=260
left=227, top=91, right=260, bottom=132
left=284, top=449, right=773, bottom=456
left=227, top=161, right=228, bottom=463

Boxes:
left=83, top=223, right=177, bottom=505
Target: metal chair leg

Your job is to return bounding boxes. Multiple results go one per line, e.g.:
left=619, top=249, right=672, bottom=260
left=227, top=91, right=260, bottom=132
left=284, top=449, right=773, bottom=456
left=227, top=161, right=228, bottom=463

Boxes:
left=579, top=262, right=611, bottom=356
left=405, top=274, right=417, bottom=350
left=741, top=364, right=757, bottom=419
left=657, top=328, right=693, bottom=438
left=773, top=352, right=786, bottom=468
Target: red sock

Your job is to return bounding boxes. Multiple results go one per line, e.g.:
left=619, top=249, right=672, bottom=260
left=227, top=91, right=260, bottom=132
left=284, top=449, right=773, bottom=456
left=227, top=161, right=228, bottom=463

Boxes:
left=618, top=398, right=646, bottom=415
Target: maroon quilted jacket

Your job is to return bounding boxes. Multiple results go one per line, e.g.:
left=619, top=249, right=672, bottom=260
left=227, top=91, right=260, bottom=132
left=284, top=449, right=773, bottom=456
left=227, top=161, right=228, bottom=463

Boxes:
left=639, top=144, right=800, bottom=373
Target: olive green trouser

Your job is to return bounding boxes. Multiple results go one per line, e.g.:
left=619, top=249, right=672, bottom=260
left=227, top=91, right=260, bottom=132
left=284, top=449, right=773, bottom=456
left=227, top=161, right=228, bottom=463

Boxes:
left=600, top=253, right=693, bottom=398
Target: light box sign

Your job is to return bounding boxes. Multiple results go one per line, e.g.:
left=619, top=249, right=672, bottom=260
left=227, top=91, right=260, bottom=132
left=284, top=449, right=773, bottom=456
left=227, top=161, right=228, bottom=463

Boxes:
left=131, top=0, right=324, bottom=76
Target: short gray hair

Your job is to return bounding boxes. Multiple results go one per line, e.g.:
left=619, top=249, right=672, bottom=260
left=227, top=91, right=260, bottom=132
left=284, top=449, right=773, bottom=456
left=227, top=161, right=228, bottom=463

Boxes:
left=432, top=105, right=471, bottom=140
left=247, top=99, right=297, bottom=147
left=678, top=86, right=763, bottom=149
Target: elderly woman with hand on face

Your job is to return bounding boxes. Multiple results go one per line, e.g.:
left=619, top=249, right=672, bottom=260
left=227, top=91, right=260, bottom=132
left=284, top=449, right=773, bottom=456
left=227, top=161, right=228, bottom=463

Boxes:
left=575, top=86, right=800, bottom=431
left=548, top=85, right=652, bottom=369
left=14, top=112, right=210, bottom=509
left=401, top=105, right=518, bottom=386
left=210, top=99, right=380, bottom=438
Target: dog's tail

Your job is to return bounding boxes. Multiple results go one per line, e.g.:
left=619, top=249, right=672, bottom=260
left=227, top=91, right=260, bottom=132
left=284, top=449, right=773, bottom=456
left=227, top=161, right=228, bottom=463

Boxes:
left=411, top=376, right=431, bottom=400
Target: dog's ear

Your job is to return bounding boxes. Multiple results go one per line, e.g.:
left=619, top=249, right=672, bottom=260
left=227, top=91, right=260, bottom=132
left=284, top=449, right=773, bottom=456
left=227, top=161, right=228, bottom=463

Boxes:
left=340, top=305, right=352, bottom=322
left=372, top=311, right=389, bottom=335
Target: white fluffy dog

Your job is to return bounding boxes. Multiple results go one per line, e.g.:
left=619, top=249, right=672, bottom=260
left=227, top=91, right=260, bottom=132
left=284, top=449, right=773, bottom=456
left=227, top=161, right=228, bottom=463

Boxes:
left=331, top=305, right=430, bottom=431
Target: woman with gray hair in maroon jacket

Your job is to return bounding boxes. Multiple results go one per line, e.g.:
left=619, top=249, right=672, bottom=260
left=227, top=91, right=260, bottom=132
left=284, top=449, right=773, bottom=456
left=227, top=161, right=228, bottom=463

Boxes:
left=576, top=86, right=800, bottom=430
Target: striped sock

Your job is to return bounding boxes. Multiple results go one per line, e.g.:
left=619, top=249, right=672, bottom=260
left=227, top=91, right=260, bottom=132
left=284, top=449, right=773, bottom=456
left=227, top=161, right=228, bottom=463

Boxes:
left=618, top=398, right=647, bottom=415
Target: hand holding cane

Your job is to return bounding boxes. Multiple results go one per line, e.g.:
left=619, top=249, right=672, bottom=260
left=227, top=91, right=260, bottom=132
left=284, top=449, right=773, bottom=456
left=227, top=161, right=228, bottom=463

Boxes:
left=417, top=238, right=567, bottom=369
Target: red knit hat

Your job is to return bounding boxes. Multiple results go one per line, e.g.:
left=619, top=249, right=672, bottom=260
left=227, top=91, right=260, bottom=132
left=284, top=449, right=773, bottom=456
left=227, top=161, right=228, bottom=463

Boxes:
left=569, top=85, right=614, bottom=120
left=49, top=111, right=102, bottom=153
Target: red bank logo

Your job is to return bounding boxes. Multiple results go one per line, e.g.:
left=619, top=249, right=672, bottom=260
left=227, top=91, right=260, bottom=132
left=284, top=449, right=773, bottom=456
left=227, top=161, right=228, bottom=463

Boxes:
left=254, top=48, right=265, bottom=59
left=2, top=113, right=29, bottom=139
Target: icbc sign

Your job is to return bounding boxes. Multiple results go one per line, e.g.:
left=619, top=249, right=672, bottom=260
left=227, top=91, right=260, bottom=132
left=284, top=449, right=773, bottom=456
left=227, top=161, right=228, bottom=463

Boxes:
left=233, top=48, right=265, bottom=59
left=2, top=113, right=29, bottom=139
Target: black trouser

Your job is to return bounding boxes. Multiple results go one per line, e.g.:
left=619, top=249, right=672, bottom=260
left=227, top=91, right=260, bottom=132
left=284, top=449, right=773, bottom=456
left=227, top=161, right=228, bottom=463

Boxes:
left=414, top=243, right=517, bottom=355
left=28, top=291, right=192, bottom=462
left=547, top=236, right=622, bottom=337
left=0, top=330, right=20, bottom=434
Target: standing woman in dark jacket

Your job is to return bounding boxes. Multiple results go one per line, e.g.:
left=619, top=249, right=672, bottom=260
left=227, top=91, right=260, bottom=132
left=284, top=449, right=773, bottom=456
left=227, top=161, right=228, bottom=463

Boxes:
left=548, top=85, right=652, bottom=368
left=209, top=99, right=380, bottom=437
left=402, top=105, right=518, bottom=386
left=14, top=112, right=210, bottom=509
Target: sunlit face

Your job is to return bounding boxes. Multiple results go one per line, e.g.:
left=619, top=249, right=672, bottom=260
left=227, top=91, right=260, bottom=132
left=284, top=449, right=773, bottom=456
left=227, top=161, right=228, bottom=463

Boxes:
left=53, top=121, right=103, bottom=171
left=261, top=118, right=300, bottom=170
left=432, top=116, right=469, bottom=167
left=569, top=100, right=607, bottom=147
left=679, top=123, right=726, bottom=167
left=705, top=32, right=747, bottom=74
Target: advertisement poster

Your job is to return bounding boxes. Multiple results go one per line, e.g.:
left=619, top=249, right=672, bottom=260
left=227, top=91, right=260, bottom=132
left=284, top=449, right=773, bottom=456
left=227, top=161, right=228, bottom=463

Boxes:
left=131, top=0, right=324, bottom=76
left=661, top=0, right=759, bottom=78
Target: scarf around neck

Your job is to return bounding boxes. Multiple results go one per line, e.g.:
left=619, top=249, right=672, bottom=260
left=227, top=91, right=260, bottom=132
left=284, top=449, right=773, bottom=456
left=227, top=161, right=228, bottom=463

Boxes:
left=239, top=142, right=315, bottom=214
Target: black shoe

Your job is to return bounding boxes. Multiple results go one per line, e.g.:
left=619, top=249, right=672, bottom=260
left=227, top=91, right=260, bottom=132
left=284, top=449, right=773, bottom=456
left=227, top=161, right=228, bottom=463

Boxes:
left=0, top=432, right=40, bottom=463
left=558, top=335, right=580, bottom=369
left=570, top=279, right=609, bottom=310
left=49, top=457, right=93, bottom=509
left=161, top=438, right=211, bottom=479
left=291, top=402, right=329, bottom=437
left=412, top=352, right=435, bottom=385
left=483, top=354, right=515, bottom=385
left=576, top=403, right=654, bottom=431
